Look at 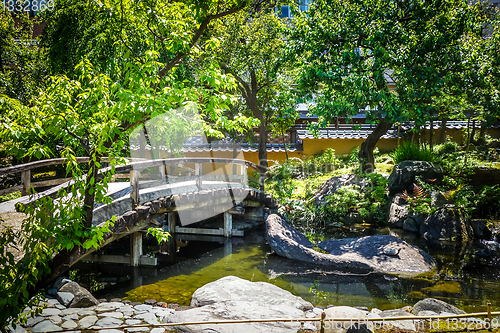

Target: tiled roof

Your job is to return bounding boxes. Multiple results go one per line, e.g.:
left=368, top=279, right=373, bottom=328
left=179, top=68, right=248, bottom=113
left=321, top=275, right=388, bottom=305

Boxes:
left=181, top=143, right=298, bottom=153
left=297, top=128, right=399, bottom=140
left=419, top=120, right=499, bottom=130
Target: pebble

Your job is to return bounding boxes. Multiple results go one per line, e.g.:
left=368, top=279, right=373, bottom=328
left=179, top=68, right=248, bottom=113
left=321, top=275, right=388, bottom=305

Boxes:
left=18, top=300, right=177, bottom=333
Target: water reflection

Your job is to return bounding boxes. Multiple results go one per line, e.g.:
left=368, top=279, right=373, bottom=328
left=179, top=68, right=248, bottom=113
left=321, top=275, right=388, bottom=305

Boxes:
left=74, top=227, right=500, bottom=313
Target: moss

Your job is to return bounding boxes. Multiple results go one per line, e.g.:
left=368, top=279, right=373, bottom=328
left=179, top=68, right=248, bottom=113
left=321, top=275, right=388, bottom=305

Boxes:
left=312, top=246, right=330, bottom=254
left=422, top=281, right=462, bottom=297
left=123, top=245, right=305, bottom=305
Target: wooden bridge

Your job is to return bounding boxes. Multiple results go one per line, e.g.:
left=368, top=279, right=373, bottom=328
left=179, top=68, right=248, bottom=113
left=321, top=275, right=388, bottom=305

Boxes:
left=0, top=157, right=275, bottom=270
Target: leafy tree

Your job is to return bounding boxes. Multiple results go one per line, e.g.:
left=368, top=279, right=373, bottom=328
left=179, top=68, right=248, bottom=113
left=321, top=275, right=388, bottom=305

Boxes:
left=1, top=0, right=260, bottom=328
left=291, top=0, right=480, bottom=172
left=41, top=0, right=253, bottom=80
left=208, top=7, right=299, bottom=167
left=0, top=10, right=48, bottom=105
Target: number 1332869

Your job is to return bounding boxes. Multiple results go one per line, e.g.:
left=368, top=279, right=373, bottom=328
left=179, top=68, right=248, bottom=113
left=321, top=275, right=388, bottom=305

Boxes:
left=3, top=0, right=54, bottom=12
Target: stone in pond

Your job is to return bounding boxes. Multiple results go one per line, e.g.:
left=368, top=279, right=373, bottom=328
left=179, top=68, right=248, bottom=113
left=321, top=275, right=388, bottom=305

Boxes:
left=267, top=214, right=436, bottom=274
left=413, top=298, right=466, bottom=315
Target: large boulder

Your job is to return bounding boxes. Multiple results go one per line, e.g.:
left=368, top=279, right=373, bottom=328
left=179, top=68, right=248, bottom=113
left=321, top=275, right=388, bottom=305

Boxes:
left=420, top=205, right=473, bottom=241
left=470, top=219, right=492, bottom=240
left=387, top=198, right=474, bottom=241
left=58, top=281, right=99, bottom=308
left=388, top=161, right=443, bottom=196
left=413, top=298, right=466, bottom=315
left=266, top=214, right=436, bottom=274
left=311, top=174, right=366, bottom=206
left=167, top=276, right=312, bottom=333
left=468, top=167, right=500, bottom=187
left=190, top=275, right=311, bottom=310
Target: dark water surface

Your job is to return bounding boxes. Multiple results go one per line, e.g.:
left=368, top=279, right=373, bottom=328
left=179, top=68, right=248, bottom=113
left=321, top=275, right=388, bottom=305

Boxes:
left=72, top=225, right=500, bottom=313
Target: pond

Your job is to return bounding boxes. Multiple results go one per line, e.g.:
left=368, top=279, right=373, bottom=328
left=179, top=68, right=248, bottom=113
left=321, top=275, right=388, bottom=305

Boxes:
left=72, top=225, right=500, bottom=313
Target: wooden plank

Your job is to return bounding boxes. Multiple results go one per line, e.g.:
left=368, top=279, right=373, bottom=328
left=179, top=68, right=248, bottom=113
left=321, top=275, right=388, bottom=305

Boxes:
left=130, top=170, right=140, bottom=209
left=223, top=212, right=232, bottom=238
left=84, top=254, right=157, bottom=266
left=174, top=226, right=243, bottom=237
left=21, top=170, right=31, bottom=196
left=130, top=232, right=143, bottom=267
left=0, top=157, right=116, bottom=176
left=0, top=157, right=265, bottom=180
left=195, top=163, right=203, bottom=190
left=242, top=165, right=248, bottom=188
left=175, top=226, right=224, bottom=235
left=0, top=185, right=22, bottom=196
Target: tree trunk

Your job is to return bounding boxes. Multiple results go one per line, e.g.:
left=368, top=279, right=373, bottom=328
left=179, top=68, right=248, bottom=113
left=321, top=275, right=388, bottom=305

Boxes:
left=470, top=119, right=477, bottom=144
left=358, top=118, right=393, bottom=173
left=479, top=122, right=486, bottom=143
left=464, top=116, right=471, bottom=166
left=439, top=118, right=447, bottom=143
left=429, top=119, right=434, bottom=151
left=282, top=125, right=289, bottom=162
left=83, top=153, right=99, bottom=229
left=258, top=121, right=268, bottom=168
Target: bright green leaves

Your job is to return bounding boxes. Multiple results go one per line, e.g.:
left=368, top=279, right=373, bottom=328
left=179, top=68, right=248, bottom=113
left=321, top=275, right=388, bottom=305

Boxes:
left=291, top=0, right=479, bottom=126
left=147, top=227, right=170, bottom=244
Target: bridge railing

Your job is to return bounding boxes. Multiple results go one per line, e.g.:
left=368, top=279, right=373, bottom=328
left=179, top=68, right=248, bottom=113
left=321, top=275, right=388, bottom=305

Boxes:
left=0, top=157, right=267, bottom=208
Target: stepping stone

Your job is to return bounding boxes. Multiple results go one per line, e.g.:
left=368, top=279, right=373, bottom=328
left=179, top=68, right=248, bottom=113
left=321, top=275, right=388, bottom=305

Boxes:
left=99, top=330, right=123, bottom=333
left=125, top=319, right=141, bottom=325
left=41, top=308, right=62, bottom=317
left=134, top=312, right=158, bottom=324
left=23, top=316, right=44, bottom=328
left=62, top=308, right=80, bottom=316
left=151, top=329, right=165, bottom=333
left=78, top=315, right=98, bottom=328
left=31, top=320, right=63, bottom=332
left=49, top=315, right=62, bottom=324
left=94, top=317, right=123, bottom=328
left=77, top=309, right=96, bottom=316
left=96, top=302, right=124, bottom=312
left=134, top=304, right=152, bottom=311
left=62, top=314, right=78, bottom=321
left=98, top=311, right=124, bottom=319
left=61, top=320, right=78, bottom=330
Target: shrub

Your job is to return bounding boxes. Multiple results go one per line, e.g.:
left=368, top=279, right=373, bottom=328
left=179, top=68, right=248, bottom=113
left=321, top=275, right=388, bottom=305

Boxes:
left=392, top=142, right=435, bottom=164
left=434, top=141, right=459, bottom=155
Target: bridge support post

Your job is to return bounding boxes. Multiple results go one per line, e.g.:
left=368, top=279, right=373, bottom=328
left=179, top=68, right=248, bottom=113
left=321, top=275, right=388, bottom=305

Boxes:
left=195, top=163, right=203, bottom=190
left=21, top=170, right=31, bottom=196
left=130, top=170, right=140, bottom=209
left=223, top=212, right=232, bottom=238
left=167, top=212, right=176, bottom=234
left=130, top=232, right=143, bottom=267
left=159, top=165, right=166, bottom=182
left=242, top=165, right=248, bottom=188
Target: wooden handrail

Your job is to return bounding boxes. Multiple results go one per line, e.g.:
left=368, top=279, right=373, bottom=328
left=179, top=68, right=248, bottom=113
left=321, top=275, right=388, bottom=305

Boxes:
left=0, top=157, right=266, bottom=177
left=5, top=157, right=267, bottom=208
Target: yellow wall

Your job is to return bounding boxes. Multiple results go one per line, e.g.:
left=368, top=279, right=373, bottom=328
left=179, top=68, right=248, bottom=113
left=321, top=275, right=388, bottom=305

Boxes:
left=419, top=128, right=500, bottom=144
left=302, top=138, right=400, bottom=158
left=165, top=126, right=500, bottom=174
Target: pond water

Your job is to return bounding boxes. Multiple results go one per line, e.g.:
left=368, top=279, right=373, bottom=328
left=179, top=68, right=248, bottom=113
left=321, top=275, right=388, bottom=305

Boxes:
left=73, top=225, right=500, bottom=313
